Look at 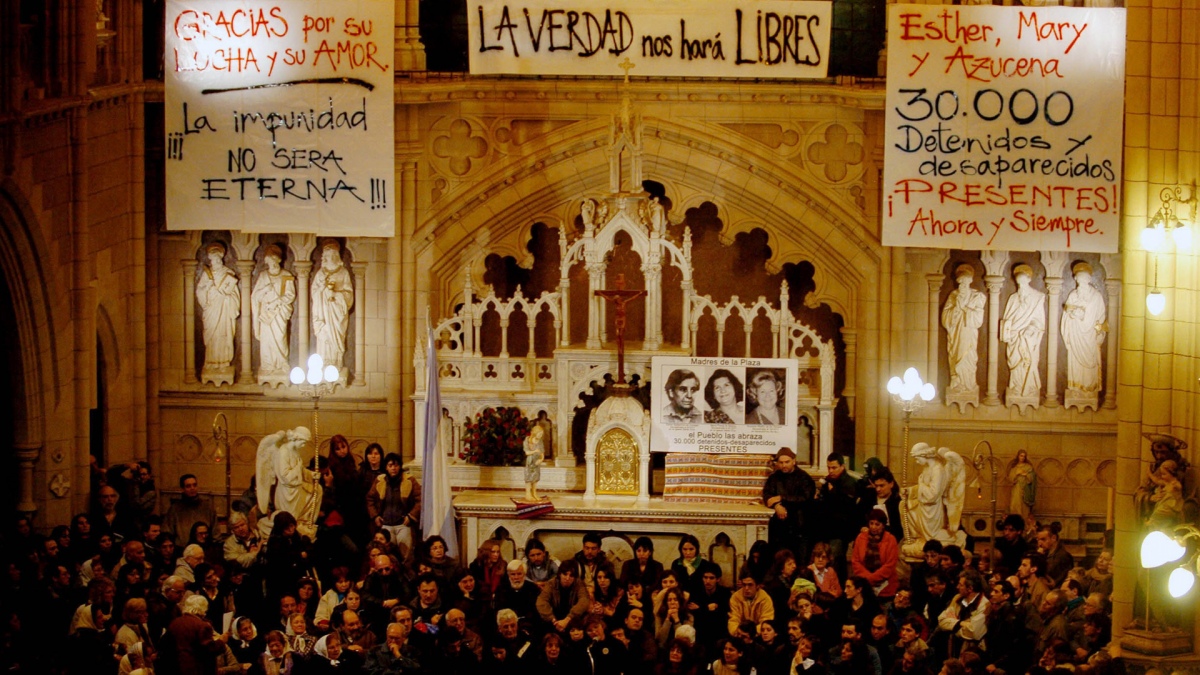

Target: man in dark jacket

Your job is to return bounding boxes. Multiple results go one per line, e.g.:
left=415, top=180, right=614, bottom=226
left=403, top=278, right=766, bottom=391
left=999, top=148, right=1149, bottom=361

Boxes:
left=691, top=568, right=733, bottom=644
left=763, top=447, right=817, bottom=562
left=817, top=452, right=860, bottom=575
left=572, top=532, right=612, bottom=588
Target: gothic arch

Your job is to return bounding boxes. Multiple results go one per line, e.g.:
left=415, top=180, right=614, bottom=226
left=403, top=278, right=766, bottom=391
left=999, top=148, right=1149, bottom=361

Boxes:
left=0, top=180, right=57, bottom=448
left=417, top=121, right=878, bottom=330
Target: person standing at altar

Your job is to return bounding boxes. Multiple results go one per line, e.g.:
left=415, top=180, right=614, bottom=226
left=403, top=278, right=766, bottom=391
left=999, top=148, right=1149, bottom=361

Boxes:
left=817, top=453, right=860, bottom=576
left=762, top=447, right=817, bottom=564
left=662, top=369, right=703, bottom=424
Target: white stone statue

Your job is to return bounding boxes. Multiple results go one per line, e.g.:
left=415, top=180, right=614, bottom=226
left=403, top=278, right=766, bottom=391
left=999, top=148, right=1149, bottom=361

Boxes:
left=524, top=425, right=545, bottom=501
left=1007, top=449, right=1037, bottom=528
left=310, top=241, right=354, bottom=377
left=251, top=245, right=296, bottom=380
left=903, top=442, right=967, bottom=558
left=1061, top=262, right=1107, bottom=394
left=647, top=196, right=666, bottom=235
left=255, top=426, right=322, bottom=539
left=1000, top=264, right=1046, bottom=403
left=941, top=264, right=985, bottom=393
left=196, top=242, right=241, bottom=383
left=582, top=198, right=597, bottom=234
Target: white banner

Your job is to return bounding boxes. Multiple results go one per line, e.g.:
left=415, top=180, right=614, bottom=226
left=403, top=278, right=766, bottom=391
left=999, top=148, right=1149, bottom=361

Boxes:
left=882, top=5, right=1125, bottom=252
left=165, top=0, right=395, bottom=235
left=651, top=356, right=798, bottom=454
left=469, top=0, right=832, bottom=78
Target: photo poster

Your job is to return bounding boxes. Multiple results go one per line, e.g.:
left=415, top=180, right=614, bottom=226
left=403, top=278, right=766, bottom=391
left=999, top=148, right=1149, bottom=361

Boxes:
left=650, top=356, right=798, bottom=454
left=164, top=0, right=395, bottom=236
left=882, top=5, right=1126, bottom=252
left=469, top=0, right=832, bottom=78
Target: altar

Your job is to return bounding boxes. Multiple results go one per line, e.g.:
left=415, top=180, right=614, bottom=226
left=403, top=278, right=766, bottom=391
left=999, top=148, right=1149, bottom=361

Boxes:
left=453, top=491, right=771, bottom=581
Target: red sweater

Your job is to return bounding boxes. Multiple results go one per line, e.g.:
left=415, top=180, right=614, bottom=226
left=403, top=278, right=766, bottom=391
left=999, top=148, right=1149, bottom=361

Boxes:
left=850, top=531, right=899, bottom=598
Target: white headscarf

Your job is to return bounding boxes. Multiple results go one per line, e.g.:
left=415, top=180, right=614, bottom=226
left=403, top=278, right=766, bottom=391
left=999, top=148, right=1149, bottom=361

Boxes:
left=232, top=616, right=258, bottom=649
left=313, top=634, right=340, bottom=665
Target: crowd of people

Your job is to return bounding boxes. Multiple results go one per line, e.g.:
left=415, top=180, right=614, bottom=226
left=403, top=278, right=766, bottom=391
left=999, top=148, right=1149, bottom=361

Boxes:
left=0, top=442, right=1118, bottom=675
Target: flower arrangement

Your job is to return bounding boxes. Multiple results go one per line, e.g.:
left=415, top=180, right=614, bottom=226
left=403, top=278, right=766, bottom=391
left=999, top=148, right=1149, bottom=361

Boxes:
left=459, top=406, right=532, bottom=466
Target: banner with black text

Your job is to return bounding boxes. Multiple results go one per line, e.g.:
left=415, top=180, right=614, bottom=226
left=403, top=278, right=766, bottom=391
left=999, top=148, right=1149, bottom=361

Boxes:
left=469, top=0, right=832, bottom=78
left=165, top=0, right=395, bottom=235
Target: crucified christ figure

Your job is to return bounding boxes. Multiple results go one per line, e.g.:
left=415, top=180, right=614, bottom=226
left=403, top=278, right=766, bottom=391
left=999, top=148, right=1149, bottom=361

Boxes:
left=595, top=274, right=646, bottom=385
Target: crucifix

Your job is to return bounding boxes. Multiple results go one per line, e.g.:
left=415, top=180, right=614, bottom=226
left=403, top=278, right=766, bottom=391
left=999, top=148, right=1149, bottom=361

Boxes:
left=594, top=273, right=646, bottom=385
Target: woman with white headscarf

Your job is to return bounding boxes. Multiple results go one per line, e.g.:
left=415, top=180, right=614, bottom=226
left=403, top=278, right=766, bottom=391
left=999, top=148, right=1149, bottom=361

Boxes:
left=306, top=633, right=364, bottom=674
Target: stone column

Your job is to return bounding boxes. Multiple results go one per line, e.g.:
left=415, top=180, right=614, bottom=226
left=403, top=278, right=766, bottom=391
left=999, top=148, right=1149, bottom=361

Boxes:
left=1103, top=279, right=1120, bottom=409
left=1040, top=251, right=1067, bottom=407
left=500, top=314, right=510, bottom=358
left=778, top=281, right=790, bottom=358
left=182, top=260, right=198, bottom=383
left=926, top=274, right=941, bottom=387
left=842, top=329, right=858, bottom=418
left=14, top=443, right=40, bottom=514
left=586, top=262, right=603, bottom=349
left=294, top=261, right=313, bottom=360
left=681, top=280, right=693, bottom=350
left=352, top=261, right=367, bottom=386
left=984, top=275, right=1004, bottom=405
left=1043, top=275, right=1063, bottom=407
left=560, top=277, right=571, bottom=347
left=236, top=260, right=256, bottom=384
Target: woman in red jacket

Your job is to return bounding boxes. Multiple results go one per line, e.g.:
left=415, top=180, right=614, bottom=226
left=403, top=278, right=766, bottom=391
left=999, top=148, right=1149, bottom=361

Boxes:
left=850, top=508, right=899, bottom=600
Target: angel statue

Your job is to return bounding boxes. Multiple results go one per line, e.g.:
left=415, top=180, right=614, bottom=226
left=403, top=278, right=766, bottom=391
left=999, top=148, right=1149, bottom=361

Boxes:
left=256, top=427, right=322, bottom=540
left=902, top=442, right=968, bottom=559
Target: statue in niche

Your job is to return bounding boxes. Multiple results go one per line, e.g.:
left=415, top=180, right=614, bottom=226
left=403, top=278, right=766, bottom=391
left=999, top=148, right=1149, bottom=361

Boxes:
left=438, top=408, right=455, bottom=462
left=796, top=416, right=813, bottom=463
left=523, top=425, right=546, bottom=501
left=252, top=245, right=296, bottom=378
left=1061, top=262, right=1108, bottom=395
left=1135, top=433, right=1197, bottom=526
left=941, top=264, right=985, bottom=393
left=1000, top=264, right=1046, bottom=401
left=639, top=195, right=667, bottom=235
left=581, top=198, right=597, bottom=235
left=1006, top=449, right=1037, bottom=530
left=536, top=411, right=554, bottom=461
left=255, top=426, right=321, bottom=539
left=902, top=442, right=967, bottom=558
left=311, top=241, right=354, bottom=376
left=196, top=242, right=240, bottom=380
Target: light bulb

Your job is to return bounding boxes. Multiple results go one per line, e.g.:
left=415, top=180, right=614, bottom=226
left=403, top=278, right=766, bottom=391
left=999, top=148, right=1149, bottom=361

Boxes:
left=1147, top=291, right=1166, bottom=316
left=289, top=367, right=305, bottom=385
left=307, top=368, right=322, bottom=385
left=1142, top=225, right=1166, bottom=252
left=903, top=368, right=920, bottom=388
left=308, top=353, right=324, bottom=371
left=1141, top=530, right=1186, bottom=568
left=887, top=377, right=902, bottom=395
left=919, top=382, right=936, bottom=402
left=1169, top=567, right=1195, bottom=598
left=1173, top=223, right=1193, bottom=250
left=324, top=365, right=339, bottom=382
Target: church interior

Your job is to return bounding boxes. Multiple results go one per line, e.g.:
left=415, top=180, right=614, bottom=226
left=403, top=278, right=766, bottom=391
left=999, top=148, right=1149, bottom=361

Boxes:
left=2, top=0, right=1200, bottom=671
